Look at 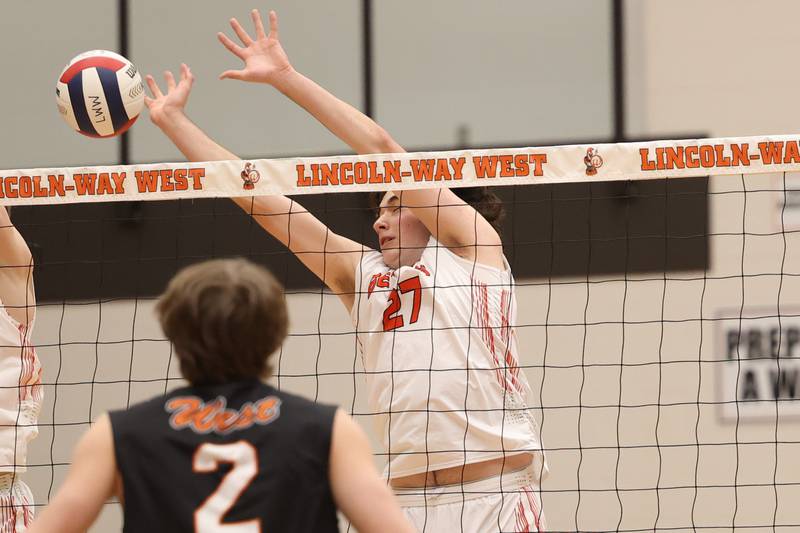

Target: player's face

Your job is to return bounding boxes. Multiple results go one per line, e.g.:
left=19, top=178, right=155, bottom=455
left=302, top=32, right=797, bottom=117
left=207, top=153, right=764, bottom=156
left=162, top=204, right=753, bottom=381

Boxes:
left=373, top=192, right=431, bottom=269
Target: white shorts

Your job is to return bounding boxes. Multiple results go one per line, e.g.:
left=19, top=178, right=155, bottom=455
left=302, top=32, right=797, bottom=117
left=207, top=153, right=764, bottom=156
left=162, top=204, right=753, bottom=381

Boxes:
left=393, top=468, right=546, bottom=533
left=0, top=475, right=33, bottom=533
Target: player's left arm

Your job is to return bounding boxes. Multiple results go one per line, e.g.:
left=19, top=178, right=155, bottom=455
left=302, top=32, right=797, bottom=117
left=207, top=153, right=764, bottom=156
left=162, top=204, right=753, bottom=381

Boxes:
left=218, top=9, right=503, bottom=268
left=0, top=207, right=32, bottom=270
left=28, top=414, right=118, bottom=533
left=0, top=206, right=36, bottom=325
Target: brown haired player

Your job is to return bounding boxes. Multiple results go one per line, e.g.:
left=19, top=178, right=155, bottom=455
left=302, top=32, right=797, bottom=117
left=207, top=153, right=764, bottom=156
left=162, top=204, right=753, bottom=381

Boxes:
left=29, top=258, right=413, bottom=533
left=141, top=8, right=547, bottom=531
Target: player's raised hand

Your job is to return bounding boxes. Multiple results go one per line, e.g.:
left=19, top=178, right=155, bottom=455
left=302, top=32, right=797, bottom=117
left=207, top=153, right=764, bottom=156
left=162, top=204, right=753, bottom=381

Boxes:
left=143, top=63, right=195, bottom=126
left=218, top=9, right=292, bottom=85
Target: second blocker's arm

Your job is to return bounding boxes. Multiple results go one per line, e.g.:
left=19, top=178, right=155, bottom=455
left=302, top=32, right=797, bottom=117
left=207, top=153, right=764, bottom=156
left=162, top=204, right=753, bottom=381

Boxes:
left=145, top=65, right=363, bottom=310
left=218, top=9, right=505, bottom=269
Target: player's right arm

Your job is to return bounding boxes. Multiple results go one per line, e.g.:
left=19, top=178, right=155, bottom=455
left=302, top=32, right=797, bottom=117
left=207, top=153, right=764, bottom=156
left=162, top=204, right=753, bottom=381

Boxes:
left=218, top=10, right=505, bottom=270
left=145, top=66, right=364, bottom=311
left=329, top=410, right=415, bottom=533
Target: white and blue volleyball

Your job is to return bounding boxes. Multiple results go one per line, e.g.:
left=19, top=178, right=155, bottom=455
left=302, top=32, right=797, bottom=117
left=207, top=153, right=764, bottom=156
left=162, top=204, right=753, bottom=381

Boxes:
left=56, top=50, right=144, bottom=138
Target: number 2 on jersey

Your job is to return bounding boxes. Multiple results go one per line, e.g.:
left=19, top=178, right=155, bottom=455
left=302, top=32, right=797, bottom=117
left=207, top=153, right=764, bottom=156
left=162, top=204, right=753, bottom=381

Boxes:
left=193, top=441, right=260, bottom=533
left=382, top=276, right=422, bottom=331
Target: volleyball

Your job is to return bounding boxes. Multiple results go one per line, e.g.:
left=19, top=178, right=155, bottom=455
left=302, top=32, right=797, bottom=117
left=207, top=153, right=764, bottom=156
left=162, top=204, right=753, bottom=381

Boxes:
left=55, top=50, right=145, bottom=138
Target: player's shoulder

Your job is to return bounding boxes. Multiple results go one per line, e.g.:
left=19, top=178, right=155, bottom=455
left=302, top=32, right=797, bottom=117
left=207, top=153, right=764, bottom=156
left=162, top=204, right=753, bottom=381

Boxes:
left=107, top=390, right=174, bottom=440
left=424, top=237, right=513, bottom=282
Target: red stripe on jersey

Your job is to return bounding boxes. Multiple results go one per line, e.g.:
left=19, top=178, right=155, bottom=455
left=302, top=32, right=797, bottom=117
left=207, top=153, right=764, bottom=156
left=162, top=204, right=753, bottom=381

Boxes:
left=472, top=279, right=527, bottom=394
left=500, top=290, right=509, bottom=344
left=499, top=289, right=525, bottom=394
left=17, top=326, right=30, bottom=402
left=515, top=498, right=529, bottom=532
left=17, top=325, right=41, bottom=402
left=474, top=279, right=510, bottom=392
left=60, top=56, right=126, bottom=83
left=523, top=485, right=543, bottom=531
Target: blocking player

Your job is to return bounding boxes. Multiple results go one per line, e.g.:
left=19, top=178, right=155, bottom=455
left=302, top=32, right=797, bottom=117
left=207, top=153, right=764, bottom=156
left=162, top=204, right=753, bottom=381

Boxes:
left=0, top=206, right=42, bottom=532
left=28, top=258, right=414, bottom=533
left=143, top=8, right=547, bottom=531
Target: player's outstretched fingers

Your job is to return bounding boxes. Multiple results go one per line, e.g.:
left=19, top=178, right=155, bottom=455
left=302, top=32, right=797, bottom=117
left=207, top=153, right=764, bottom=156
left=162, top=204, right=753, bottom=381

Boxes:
left=229, top=17, right=253, bottom=46
left=145, top=75, right=163, bottom=99
left=218, top=32, right=246, bottom=58
left=251, top=9, right=267, bottom=40
left=180, top=63, right=194, bottom=86
left=268, top=10, right=279, bottom=39
left=164, top=70, right=176, bottom=92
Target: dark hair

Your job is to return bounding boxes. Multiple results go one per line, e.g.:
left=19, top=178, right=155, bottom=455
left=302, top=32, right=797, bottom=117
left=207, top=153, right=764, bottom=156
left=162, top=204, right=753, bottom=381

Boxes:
left=368, top=187, right=506, bottom=234
left=156, top=258, right=288, bottom=386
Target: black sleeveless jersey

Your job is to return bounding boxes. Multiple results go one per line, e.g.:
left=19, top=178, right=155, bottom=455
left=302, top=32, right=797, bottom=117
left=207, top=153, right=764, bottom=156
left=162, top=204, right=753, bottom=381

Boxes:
left=109, top=379, right=339, bottom=533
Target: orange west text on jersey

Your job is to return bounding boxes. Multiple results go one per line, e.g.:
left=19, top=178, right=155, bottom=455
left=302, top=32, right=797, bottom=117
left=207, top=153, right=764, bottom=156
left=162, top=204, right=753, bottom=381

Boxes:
left=165, top=394, right=282, bottom=435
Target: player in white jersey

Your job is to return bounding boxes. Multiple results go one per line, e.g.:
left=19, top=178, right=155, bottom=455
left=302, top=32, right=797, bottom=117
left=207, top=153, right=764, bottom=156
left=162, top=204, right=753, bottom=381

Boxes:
left=0, top=206, right=42, bottom=532
left=145, top=9, right=546, bottom=531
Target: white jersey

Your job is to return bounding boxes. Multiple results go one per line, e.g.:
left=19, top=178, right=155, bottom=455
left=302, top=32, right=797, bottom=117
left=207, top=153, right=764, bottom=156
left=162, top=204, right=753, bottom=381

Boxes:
left=351, top=236, right=544, bottom=479
left=0, top=303, right=42, bottom=473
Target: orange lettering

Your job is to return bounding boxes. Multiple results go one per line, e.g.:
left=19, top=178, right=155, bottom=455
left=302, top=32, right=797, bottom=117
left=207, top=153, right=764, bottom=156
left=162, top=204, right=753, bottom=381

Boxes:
left=97, top=173, right=115, bottom=194
left=188, top=168, right=205, bottom=190
left=256, top=398, right=280, bottom=422
left=33, top=176, right=49, bottom=198
left=514, top=155, right=529, bottom=176
left=759, top=141, right=783, bottom=164
left=384, top=161, right=402, bottom=183
left=665, top=147, right=685, bottom=169
left=236, top=405, right=255, bottom=429
left=173, top=169, right=187, bottom=191
left=215, top=411, right=239, bottom=433
left=684, top=146, right=700, bottom=168
left=368, top=161, right=384, bottom=184
left=48, top=175, right=66, bottom=197
left=640, top=148, right=656, bottom=171
left=529, top=154, right=547, bottom=176
left=321, top=164, right=339, bottom=186
left=167, top=397, right=201, bottom=427
left=111, top=172, right=126, bottom=193
left=411, top=159, right=437, bottom=181
left=731, top=143, right=750, bottom=166
left=135, top=170, right=159, bottom=193
left=159, top=170, right=174, bottom=192
left=18, top=177, right=32, bottom=198
left=5, top=177, right=17, bottom=198
left=498, top=155, right=514, bottom=177
left=353, top=162, right=368, bottom=184
left=472, top=156, right=498, bottom=178
left=699, top=145, right=715, bottom=168
left=296, top=164, right=310, bottom=187
left=713, top=145, right=731, bottom=167
left=784, top=141, right=800, bottom=163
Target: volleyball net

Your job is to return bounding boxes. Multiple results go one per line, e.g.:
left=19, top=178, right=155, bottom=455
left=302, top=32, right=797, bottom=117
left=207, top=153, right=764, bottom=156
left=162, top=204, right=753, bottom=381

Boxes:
left=10, top=134, right=800, bottom=531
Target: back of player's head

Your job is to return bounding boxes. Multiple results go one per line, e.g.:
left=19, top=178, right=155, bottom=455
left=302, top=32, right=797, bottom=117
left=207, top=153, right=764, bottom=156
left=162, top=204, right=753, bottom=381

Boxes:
left=156, top=258, right=288, bottom=386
